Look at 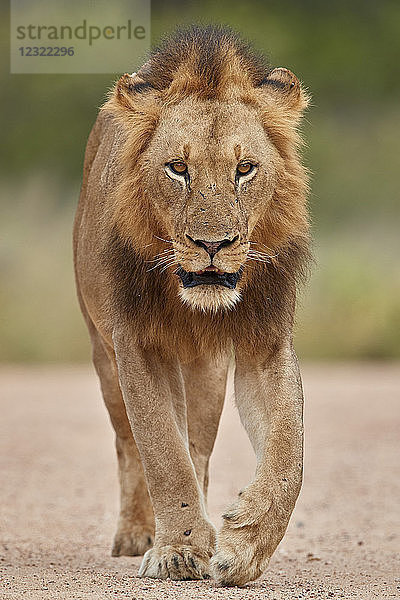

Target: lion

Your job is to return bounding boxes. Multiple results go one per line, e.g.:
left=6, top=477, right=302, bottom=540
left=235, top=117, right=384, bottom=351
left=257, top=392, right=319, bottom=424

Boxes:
left=73, top=25, right=311, bottom=586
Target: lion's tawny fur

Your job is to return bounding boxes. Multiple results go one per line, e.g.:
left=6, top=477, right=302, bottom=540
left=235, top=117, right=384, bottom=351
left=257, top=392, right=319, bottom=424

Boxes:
left=74, top=24, right=310, bottom=586
left=91, top=25, right=311, bottom=361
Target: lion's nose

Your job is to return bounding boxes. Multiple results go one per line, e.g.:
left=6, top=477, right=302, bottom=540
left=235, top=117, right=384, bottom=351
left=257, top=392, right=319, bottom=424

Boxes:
left=186, top=235, right=239, bottom=258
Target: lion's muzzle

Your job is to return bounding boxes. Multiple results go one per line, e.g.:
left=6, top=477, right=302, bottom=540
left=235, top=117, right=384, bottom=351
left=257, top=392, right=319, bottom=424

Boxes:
left=186, top=235, right=239, bottom=259
left=177, top=266, right=243, bottom=289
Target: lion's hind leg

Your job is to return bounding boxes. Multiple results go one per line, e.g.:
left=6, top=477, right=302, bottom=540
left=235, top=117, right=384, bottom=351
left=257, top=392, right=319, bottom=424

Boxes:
left=182, top=354, right=229, bottom=501
left=90, top=327, right=155, bottom=557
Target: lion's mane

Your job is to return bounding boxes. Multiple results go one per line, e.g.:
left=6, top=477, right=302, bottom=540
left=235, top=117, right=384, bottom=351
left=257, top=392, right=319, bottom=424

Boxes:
left=100, top=25, right=311, bottom=361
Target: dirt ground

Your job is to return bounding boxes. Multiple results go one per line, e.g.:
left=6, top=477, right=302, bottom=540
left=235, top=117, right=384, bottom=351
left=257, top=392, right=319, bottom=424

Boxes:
left=0, top=364, right=399, bottom=599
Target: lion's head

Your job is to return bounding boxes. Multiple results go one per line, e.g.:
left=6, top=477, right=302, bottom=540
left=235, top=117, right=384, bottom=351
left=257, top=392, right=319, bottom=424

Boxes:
left=104, top=26, right=310, bottom=313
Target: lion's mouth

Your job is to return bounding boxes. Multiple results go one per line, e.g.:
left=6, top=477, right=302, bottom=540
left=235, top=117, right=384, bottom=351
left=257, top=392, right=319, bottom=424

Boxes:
left=176, top=265, right=243, bottom=289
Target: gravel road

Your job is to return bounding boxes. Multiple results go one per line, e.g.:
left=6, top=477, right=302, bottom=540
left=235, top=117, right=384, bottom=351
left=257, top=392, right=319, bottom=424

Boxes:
left=1, top=364, right=399, bottom=599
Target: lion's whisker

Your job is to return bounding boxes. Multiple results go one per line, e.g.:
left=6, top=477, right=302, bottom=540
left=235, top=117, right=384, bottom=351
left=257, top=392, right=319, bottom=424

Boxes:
left=248, top=251, right=271, bottom=259
left=148, top=258, right=173, bottom=269
left=248, top=257, right=272, bottom=263
left=153, top=235, right=174, bottom=244
left=249, top=241, right=279, bottom=259
left=146, top=250, right=175, bottom=264
left=146, top=248, right=174, bottom=259
left=147, top=254, right=178, bottom=273
left=247, top=255, right=272, bottom=264
left=248, top=249, right=278, bottom=260
left=160, top=260, right=179, bottom=273
left=147, top=258, right=172, bottom=271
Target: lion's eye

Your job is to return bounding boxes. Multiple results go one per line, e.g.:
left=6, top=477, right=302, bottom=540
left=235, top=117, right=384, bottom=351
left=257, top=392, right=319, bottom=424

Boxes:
left=236, top=162, right=254, bottom=176
left=169, top=161, right=188, bottom=175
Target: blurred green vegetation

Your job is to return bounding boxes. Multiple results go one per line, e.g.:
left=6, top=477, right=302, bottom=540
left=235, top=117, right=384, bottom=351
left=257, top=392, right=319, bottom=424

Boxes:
left=1, top=0, right=399, bottom=362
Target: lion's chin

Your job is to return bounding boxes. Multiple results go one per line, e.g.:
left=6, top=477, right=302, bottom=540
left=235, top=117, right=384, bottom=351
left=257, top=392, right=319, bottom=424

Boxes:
left=179, top=285, right=242, bottom=312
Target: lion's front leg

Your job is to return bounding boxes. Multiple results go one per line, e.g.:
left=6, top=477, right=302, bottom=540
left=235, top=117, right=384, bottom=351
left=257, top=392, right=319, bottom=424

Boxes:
left=211, top=338, right=304, bottom=586
left=113, top=329, right=215, bottom=580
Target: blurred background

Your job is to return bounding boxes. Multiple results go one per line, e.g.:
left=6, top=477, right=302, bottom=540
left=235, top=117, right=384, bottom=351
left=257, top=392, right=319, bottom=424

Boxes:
left=1, top=0, right=399, bottom=363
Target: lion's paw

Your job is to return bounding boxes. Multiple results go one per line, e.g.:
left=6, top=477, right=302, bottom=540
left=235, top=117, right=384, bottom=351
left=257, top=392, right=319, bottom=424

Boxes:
left=138, top=544, right=211, bottom=580
left=211, top=541, right=266, bottom=587
left=211, top=490, right=282, bottom=586
left=112, top=525, right=154, bottom=557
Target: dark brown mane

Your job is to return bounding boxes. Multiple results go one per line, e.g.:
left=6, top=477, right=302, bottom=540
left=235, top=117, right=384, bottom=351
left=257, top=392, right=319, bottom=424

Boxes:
left=100, top=25, right=311, bottom=360
left=137, top=25, right=272, bottom=97
left=105, top=228, right=310, bottom=361
left=75, top=27, right=311, bottom=582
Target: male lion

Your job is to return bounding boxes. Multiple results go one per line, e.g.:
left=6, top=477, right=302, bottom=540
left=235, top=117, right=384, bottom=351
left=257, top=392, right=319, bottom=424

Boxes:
left=73, top=25, right=310, bottom=586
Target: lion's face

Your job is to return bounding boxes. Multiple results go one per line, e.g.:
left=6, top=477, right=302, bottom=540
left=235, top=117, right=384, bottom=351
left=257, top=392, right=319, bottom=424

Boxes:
left=107, top=60, right=308, bottom=315
left=144, top=97, right=282, bottom=311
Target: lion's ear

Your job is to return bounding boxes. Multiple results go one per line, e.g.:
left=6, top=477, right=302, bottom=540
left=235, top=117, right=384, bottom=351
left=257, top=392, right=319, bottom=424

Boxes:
left=257, top=68, right=309, bottom=115
left=114, top=72, right=156, bottom=110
